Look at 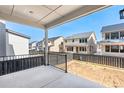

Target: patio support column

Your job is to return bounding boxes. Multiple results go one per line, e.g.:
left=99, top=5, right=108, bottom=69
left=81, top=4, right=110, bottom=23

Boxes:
left=119, top=32, right=120, bottom=39
left=44, top=28, right=48, bottom=65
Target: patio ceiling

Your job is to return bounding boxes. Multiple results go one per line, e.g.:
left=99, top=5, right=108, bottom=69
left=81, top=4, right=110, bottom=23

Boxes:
left=0, top=5, right=110, bottom=29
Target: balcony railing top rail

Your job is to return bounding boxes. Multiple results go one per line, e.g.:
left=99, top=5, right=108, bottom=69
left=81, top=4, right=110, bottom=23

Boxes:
left=0, top=54, right=44, bottom=62
left=0, top=54, right=45, bottom=76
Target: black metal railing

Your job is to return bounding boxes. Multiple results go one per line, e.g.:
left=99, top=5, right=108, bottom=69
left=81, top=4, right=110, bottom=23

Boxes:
left=48, top=52, right=68, bottom=73
left=0, top=54, right=45, bottom=76
left=73, top=53, right=124, bottom=68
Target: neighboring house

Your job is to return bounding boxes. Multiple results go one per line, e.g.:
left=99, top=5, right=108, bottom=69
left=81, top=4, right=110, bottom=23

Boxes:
left=41, top=36, right=64, bottom=52
left=99, top=23, right=124, bottom=57
left=36, top=41, right=43, bottom=51
left=64, top=31, right=97, bottom=54
left=95, top=41, right=102, bottom=55
left=0, top=22, right=30, bottom=56
left=29, top=41, right=37, bottom=51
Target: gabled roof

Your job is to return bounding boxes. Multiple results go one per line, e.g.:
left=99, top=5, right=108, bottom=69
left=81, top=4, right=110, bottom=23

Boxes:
left=42, top=36, right=63, bottom=42
left=6, top=29, right=30, bottom=39
left=48, top=36, right=62, bottom=41
left=65, top=31, right=95, bottom=40
left=0, top=22, right=30, bottom=39
left=101, top=23, right=124, bottom=33
left=29, top=41, right=37, bottom=45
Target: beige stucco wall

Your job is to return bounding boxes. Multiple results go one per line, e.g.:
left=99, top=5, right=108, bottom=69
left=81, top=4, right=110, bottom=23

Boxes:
left=6, top=32, right=29, bottom=56
left=49, top=37, right=64, bottom=52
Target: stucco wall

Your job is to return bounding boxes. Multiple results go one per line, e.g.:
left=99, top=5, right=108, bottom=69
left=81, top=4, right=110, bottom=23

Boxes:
left=49, top=37, right=64, bottom=52
left=6, top=32, right=29, bottom=56
left=0, top=29, right=6, bottom=56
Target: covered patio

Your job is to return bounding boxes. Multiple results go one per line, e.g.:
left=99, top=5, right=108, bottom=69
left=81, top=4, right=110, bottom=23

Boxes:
left=0, top=5, right=110, bottom=65
left=0, top=5, right=110, bottom=87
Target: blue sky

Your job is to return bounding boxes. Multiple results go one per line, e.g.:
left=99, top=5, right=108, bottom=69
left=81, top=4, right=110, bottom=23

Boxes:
left=5, top=5, right=124, bottom=42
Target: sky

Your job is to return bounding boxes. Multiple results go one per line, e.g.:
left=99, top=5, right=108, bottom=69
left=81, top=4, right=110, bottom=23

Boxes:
left=5, top=5, right=124, bottom=42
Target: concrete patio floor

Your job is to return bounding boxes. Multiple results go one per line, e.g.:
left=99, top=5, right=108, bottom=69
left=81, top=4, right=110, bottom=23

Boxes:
left=0, top=66, right=104, bottom=88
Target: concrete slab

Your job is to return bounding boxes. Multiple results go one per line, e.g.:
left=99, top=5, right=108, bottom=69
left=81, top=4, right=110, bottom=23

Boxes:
left=0, top=66, right=65, bottom=88
left=44, top=73, right=104, bottom=88
left=0, top=66, right=104, bottom=88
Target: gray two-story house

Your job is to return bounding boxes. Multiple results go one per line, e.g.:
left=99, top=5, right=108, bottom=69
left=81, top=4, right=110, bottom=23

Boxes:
left=99, top=23, right=124, bottom=57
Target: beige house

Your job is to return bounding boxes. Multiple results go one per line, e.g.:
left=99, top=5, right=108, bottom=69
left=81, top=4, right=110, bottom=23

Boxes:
left=41, top=36, right=64, bottom=52
left=99, top=23, right=124, bottom=57
left=64, top=32, right=97, bottom=54
left=29, top=41, right=37, bottom=51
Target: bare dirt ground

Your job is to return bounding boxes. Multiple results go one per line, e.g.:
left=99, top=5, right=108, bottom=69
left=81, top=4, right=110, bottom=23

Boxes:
left=57, top=60, right=124, bottom=88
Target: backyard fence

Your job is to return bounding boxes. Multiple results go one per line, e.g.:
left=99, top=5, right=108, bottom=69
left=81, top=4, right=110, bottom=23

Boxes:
left=73, top=53, right=124, bottom=68
left=0, top=54, right=45, bottom=76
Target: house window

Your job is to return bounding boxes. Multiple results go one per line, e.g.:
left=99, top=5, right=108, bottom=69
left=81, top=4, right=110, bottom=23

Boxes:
left=105, top=45, right=110, bottom=52
left=79, top=38, right=87, bottom=43
left=105, top=33, right=110, bottom=40
left=72, top=39, right=74, bottom=42
left=61, top=42, right=63, bottom=45
left=120, top=45, right=124, bottom=53
left=111, top=45, right=119, bottom=52
left=85, top=38, right=87, bottom=43
left=120, top=32, right=124, bottom=39
left=79, top=39, right=81, bottom=43
left=67, top=47, right=73, bottom=51
left=79, top=47, right=86, bottom=51
left=111, top=32, right=119, bottom=39
left=65, top=40, right=67, bottom=43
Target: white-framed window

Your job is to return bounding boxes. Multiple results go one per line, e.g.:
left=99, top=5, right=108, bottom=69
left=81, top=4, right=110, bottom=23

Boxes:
left=111, top=45, right=119, bottom=52
left=67, top=47, right=73, bottom=51
left=79, top=47, right=86, bottom=51
left=120, top=45, right=124, bottom=53
left=105, top=33, right=110, bottom=40
left=79, top=38, right=87, bottom=43
left=120, top=32, right=124, bottom=39
left=111, top=32, right=119, bottom=39
left=105, top=45, right=110, bottom=52
left=72, top=39, right=74, bottom=42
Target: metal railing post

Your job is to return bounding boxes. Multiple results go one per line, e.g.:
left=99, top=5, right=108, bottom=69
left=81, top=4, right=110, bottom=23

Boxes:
left=47, top=52, right=49, bottom=65
left=65, top=54, right=67, bottom=73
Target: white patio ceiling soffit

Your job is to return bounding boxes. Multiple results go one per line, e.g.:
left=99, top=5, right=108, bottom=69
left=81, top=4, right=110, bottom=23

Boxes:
left=0, top=5, right=110, bottom=29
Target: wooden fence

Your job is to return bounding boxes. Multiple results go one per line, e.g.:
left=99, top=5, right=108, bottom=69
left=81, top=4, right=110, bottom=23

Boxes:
left=73, top=53, right=124, bottom=68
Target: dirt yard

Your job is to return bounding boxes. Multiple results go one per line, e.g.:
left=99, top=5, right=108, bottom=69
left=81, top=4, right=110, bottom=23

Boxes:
left=57, top=60, right=124, bottom=88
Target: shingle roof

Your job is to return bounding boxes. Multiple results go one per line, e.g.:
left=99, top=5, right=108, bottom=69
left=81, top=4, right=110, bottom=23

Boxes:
left=65, top=31, right=94, bottom=40
left=42, top=36, right=62, bottom=42
left=29, top=41, right=37, bottom=45
left=101, top=23, right=124, bottom=33
left=48, top=36, right=62, bottom=41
